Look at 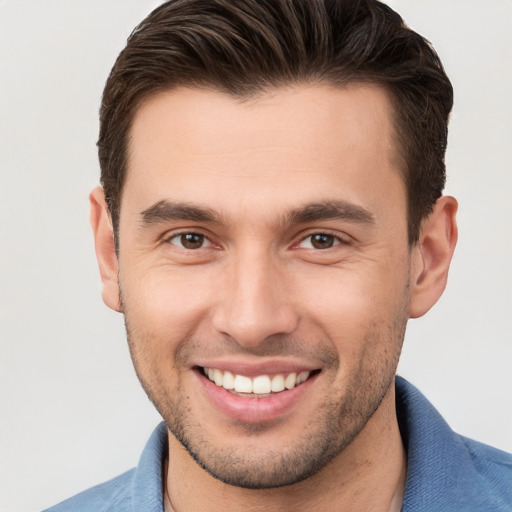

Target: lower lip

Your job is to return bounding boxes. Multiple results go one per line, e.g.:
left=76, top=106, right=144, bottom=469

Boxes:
left=196, top=370, right=319, bottom=423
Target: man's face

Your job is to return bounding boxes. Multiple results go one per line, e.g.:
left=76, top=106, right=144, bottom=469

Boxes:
left=116, top=84, right=413, bottom=487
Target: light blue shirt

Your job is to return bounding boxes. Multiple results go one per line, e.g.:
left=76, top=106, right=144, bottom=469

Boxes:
left=44, top=377, right=512, bottom=511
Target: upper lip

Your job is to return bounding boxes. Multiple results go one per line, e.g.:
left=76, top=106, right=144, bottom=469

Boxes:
left=193, top=358, right=321, bottom=377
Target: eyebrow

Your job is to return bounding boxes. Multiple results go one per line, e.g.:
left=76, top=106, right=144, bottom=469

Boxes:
left=285, top=200, right=375, bottom=226
left=140, top=200, right=223, bottom=225
left=139, top=199, right=375, bottom=227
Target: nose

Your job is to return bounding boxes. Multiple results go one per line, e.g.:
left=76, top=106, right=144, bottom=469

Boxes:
left=211, top=249, right=299, bottom=348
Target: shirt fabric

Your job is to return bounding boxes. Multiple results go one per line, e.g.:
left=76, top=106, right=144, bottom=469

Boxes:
left=43, top=377, right=512, bottom=511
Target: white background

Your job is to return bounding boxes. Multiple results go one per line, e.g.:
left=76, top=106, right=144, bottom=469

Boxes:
left=1, top=1, right=511, bottom=511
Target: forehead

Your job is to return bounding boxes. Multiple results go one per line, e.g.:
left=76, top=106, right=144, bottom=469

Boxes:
left=123, top=84, right=405, bottom=225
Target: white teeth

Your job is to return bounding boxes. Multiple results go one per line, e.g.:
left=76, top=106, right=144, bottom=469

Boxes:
left=271, top=374, right=285, bottom=392
left=297, top=371, right=310, bottom=385
left=284, top=372, right=297, bottom=389
left=213, top=368, right=223, bottom=386
left=252, top=375, right=271, bottom=394
left=203, top=367, right=311, bottom=394
left=223, top=370, right=235, bottom=389
left=234, top=374, right=253, bottom=393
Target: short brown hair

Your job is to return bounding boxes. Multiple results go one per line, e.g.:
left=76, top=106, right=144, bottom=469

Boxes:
left=98, top=0, right=453, bottom=244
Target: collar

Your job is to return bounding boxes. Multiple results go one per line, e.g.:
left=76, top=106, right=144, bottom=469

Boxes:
left=396, top=376, right=510, bottom=511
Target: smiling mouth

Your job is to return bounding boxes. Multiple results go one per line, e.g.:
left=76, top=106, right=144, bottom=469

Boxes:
left=199, top=367, right=319, bottom=397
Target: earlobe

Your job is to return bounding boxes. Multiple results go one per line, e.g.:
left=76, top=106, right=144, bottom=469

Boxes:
left=90, top=187, right=122, bottom=312
left=408, top=196, right=458, bottom=319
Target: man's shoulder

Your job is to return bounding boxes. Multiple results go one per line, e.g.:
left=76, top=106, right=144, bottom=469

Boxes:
left=42, top=423, right=167, bottom=512
left=396, top=377, right=512, bottom=511
left=461, top=433, right=512, bottom=466
left=42, top=469, right=135, bottom=512
left=459, top=434, right=512, bottom=493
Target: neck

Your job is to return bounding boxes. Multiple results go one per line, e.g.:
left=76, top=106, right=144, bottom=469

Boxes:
left=165, top=386, right=406, bottom=512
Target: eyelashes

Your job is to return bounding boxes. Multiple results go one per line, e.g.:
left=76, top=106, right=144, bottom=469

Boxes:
left=167, top=232, right=213, bottom=250
left=297, top=233, right=343, bottom=250
left=165, top=230, right=349, bottom=251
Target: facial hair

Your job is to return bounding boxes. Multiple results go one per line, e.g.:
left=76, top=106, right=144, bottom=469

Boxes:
left=122, top=302, right=408, bottom=489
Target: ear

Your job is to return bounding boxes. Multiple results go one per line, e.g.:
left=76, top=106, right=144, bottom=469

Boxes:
left=408, top=196, right=458, bottom=318
left=89, top=187, right=122, bottom=312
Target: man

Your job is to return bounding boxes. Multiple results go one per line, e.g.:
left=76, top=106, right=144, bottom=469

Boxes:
left=45, top=0, right=511, bottom=511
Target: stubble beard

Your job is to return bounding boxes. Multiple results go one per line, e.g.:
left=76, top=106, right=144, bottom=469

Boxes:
left=123, top=312, right=407, bottom=490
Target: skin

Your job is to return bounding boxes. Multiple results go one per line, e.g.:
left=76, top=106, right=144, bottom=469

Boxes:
left=91, top=84, right=457, bottom=511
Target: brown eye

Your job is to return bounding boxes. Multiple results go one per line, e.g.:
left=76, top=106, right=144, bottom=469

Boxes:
left=169, top=232, right=210, bottom=249
left=311, top=234, right=335, bottom=249
left=181, top=233, right=204, bottom=249
left=299, top=233, right=340, bottom=250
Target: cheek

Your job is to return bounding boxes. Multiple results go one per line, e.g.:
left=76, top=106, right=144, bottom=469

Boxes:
left=296, top=270, right=401, bottom=318
left=120, top=267, right=217, bottom=348
left=293, top=261, right=410, bottom=347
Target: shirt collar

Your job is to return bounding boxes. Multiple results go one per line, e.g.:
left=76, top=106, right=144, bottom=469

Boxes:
left=131, top=422, right=167, bottom=512
left=396, top=376, right=504, bottom=511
